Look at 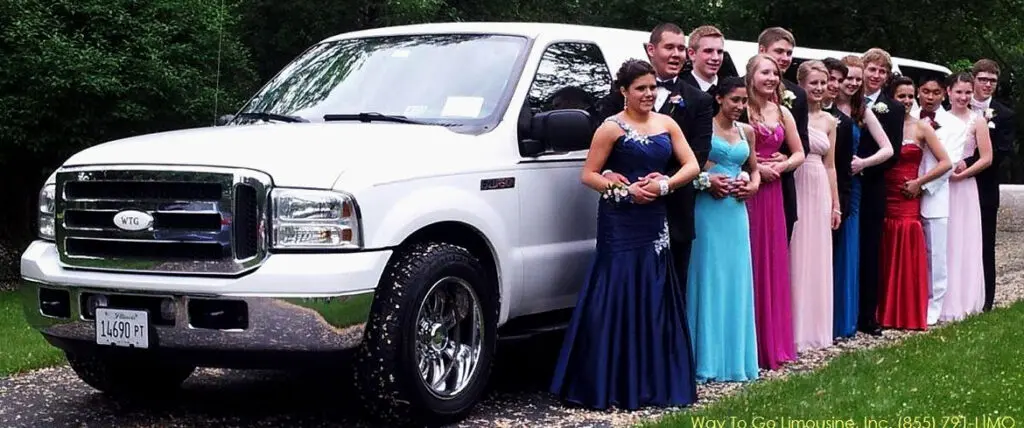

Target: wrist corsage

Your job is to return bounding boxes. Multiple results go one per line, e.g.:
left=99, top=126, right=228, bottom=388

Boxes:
left=693, top=172, right=711, bottom=190
left=602, top=182, right=631, bottom=203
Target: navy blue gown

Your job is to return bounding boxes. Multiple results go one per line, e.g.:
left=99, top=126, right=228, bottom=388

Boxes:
left=833, top=123, right=861, bottom=338
left=549, top=116, right=698, bottom=411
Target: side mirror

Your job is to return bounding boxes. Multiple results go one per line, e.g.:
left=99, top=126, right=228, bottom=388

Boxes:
left=520, top=109, right=593, bottom=156
left=215, top=114, right=235, bottom=126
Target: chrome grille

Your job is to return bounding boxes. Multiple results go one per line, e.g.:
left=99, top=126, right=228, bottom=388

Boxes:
left=54, top=166, right=272, bottom=276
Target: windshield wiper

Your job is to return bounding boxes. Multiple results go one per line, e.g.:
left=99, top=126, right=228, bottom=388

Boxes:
left=235, top=112, right=309, bottom=123
left=323, top=112, right=428, bottom=125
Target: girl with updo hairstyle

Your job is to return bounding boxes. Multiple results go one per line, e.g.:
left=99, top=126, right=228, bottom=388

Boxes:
left=938, top=71, right=993, bottom=322
left=685, top=75, right=761, bottom=383
left=550, top=58, right=700, bottom=411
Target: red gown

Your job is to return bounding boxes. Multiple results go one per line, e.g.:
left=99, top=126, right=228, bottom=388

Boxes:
left=876, top=141, right=929, bottom=330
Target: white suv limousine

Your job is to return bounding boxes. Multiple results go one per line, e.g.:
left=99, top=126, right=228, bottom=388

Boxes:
left=20, top=21, right=951, bottom=424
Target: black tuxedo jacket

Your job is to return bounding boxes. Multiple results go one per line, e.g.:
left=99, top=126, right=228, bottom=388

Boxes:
left=965, top=98, right=1016, bottom=207
left=783, top=79, right=811, bottom=155
left=827, top=105, right=855, bottom=220
left=856, top=92, right=905, bottom=220
left=595, top=78, right=714, bottom=242
left=680, top=72, right=710, bottom=95
left=858, top=93, right=905, bottom=179
left=679, top=68, right=738, bottom=96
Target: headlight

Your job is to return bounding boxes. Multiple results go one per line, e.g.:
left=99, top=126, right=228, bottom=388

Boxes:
left=270, top=188, right=361, bottom=250
left=38, top=184, right=56, bottom=240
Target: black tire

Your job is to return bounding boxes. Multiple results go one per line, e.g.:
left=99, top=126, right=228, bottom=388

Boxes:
left=65, top=351, right=196, bottom=397
left=354, top=242, right=498, bottom=426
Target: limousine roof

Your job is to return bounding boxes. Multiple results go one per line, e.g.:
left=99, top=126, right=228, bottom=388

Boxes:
left=321, top=21, right=951, bottom=76
left=321, top=21, right=643, bottom=43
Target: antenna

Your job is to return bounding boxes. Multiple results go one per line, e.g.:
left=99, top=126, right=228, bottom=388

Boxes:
left=213, top=0, right=224, bottom=126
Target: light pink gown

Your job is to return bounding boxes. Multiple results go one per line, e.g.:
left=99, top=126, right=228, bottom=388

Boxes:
left=941, top=112, right=986, bottom=321
left=789, top=125, right=834, bottom=351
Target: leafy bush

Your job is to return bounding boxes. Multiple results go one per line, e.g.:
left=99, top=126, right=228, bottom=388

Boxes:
left=0, top=0, right=260, bottom=164
left=0, top=0, right=261, bottom=278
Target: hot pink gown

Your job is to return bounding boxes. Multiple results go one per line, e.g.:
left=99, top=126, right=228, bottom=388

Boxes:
left=746, top=122, right=796, bottom=369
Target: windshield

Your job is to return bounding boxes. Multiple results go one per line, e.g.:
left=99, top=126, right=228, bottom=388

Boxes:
left=234, top=33, right=530, bottom=130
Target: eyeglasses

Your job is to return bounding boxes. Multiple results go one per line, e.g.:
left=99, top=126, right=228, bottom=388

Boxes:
left=976, top=77, right=998, bottom=85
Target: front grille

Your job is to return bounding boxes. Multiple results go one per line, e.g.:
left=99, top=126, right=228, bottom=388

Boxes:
left=55, top=166, right=272, bottom=276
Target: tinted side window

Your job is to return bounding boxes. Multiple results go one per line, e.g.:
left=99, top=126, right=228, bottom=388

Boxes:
left=897, top=65, right=947, bottom=87
left=525, top=42, right=612, bottom=116
left=719, top=50, right=739, bottom=79
left=784, top=57, right=808, bottom=83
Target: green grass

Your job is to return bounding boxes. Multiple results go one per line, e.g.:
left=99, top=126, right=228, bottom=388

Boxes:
left=0, top=291, right=65, bottom=376
left=644, top=301, right=1024, bottom=428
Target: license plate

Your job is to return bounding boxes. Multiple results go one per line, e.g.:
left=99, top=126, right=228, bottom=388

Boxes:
left=95, top=308, right=150, bottom=349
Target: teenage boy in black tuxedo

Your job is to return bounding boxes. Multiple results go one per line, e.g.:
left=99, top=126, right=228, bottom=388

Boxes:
left=681, top=25, right=725, bottom=94
left=962, top=59, right=1017, bottom=312
left=857, top=47, right=905, bottom=335
left=680, top=25, right=737, bottom=199
left=595, top=22, right=714, bottom=297
left=756, top=27, right=809, bottom=241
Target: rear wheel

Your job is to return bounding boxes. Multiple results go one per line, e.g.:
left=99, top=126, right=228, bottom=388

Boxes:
left=354, top=242, right=498, bottom=426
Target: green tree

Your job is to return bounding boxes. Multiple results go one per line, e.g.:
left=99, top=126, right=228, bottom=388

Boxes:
left=0, top=0, right=259, bottom=278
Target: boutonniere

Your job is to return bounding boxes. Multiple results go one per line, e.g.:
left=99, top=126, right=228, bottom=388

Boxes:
left=872, top=102, right=889, bottom=114
left=668, top=95, right=685, bottom=114
left=781, top=90, right=796, bottom=109
left=984, top=108, right=997, bottom=128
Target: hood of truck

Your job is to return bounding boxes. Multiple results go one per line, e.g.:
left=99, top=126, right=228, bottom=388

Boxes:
left=61, top=122, right=495, bottom=188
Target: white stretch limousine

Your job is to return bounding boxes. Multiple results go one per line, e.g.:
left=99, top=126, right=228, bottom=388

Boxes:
left=20, top=22, right=951, bottom=424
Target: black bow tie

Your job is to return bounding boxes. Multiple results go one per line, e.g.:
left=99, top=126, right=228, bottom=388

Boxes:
left=657, top=79, right=675, bottom=88
left=707, top=83, right=717, bottom=94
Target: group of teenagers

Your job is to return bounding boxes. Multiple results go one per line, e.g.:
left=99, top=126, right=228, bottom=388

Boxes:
left=548, top=22, right=1016, bottom=412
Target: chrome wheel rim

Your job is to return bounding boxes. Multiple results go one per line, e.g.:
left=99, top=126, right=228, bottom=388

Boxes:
left=414, top=276, right=484, bottom=399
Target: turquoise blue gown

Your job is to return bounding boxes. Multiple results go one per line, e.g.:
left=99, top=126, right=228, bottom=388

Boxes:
left=550, top=116, right=697, bottom=410
left=833, top=123, right=862, bottom=338
left=686, top=125, right=759, bottom=383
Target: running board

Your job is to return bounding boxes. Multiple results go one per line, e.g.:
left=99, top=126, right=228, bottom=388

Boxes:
left=497, top=308, right=573, bottom=341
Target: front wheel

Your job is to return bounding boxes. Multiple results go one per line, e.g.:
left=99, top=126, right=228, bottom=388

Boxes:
left=354, top=242, right=498, bottom=426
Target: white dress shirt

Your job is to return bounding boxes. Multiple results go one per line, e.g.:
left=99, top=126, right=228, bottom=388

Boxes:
left=865, top=89, right=882, bottom=107
left=971, top=96, right=992, bottom=113
left=690, top=70, right=718, bottom=93
left=654, top=77, right=676, bottom=111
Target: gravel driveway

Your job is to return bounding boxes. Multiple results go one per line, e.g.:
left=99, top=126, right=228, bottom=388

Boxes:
left=3, top=186, right=1024, bottom=428
left=0, top=333, right=599, bottom=428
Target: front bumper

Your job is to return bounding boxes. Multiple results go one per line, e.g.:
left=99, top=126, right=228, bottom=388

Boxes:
left=20, top=241, right=393, bottom=367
